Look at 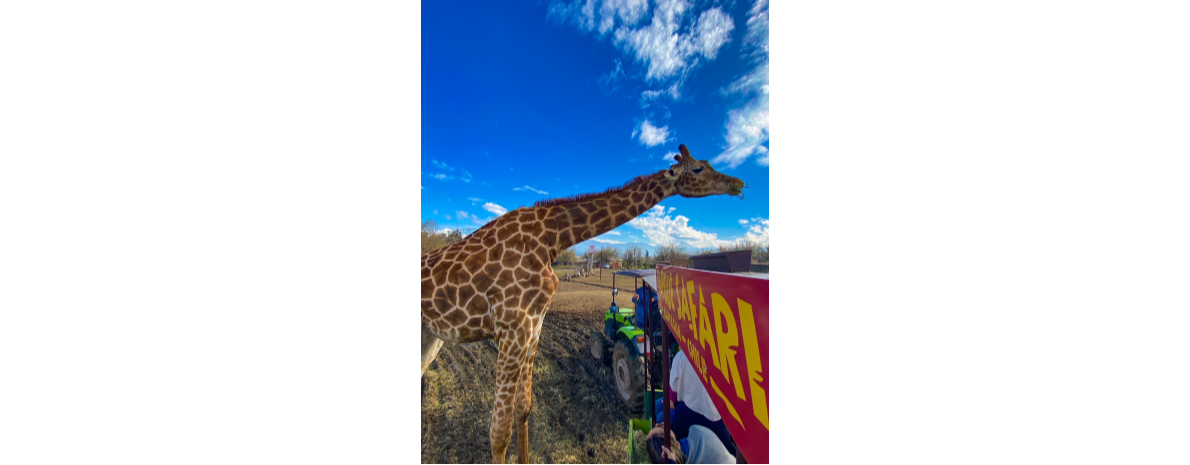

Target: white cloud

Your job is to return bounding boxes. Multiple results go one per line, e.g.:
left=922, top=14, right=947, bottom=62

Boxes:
left=667, top=207, right=675, bottom=214
left=592, top=237, right=626, bottom=244
left=738, top=219, right=749, bottom=226
left=692, top=7, right=734, bottom=59
left=482, top=202, right=508, bottom=216
left=467, top=197, right=483, bottom=203
left=633, top=120, right=671, bottom=147
left=626, top=205, right=735, bottom=249
left=456, top=211, right=473, bottom=221
left=605, top=230, right=622, bottom=235
left=514, top=185, right=549, bottom=195
left=611, top=2, right=734, bottom=82
left=431, top=173, right=454, bottom=181
left=599, top=0, right=648, bottom=34
left=742, top=217, right=770, bottom=246
left=461, top=169, right=473, bottom=183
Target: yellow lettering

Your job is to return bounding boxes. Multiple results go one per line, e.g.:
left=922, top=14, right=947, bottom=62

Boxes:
left=697, top=287, right=719, bottom=370
left=711, top=292, right=746, bottom=400
left=684, top=279, right=697, bottom=336
left=709, top=377, right=744, bottom=430
left=738, top=298, right=768, bottom=429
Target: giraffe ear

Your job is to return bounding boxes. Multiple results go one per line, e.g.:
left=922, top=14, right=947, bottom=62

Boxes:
left=679, top=144, right=690, bottom=159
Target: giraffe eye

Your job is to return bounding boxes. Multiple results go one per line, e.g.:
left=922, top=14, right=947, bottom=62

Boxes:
left=692, top=167, right=704, bottom=174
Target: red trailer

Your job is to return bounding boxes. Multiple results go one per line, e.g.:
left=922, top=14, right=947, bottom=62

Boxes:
left=640, top=263, right=769, bottom=463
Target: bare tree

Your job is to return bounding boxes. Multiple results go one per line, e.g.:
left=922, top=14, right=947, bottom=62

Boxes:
left=556, top=247, right=577, bottom=266
left=594, top=246, right=620, bottom=267
left=421, top=220, right=467, bottom=254
left=654, top=242, right=691, bottom=264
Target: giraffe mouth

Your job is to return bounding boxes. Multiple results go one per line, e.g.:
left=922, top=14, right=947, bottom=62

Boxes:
left=727, top=181, right=744, bottom=197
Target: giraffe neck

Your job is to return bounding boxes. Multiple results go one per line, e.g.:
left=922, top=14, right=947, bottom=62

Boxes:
left=545, top=171, right=675, bottom=257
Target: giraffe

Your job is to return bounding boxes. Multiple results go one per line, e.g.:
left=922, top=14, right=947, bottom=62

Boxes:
left=420, top=144, right=745, bottom=464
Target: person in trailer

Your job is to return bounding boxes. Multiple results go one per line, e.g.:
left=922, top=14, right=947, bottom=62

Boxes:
left=653, top=349, right=737, bottom=457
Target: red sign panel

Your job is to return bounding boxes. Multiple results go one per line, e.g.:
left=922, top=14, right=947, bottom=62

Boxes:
left=657, top=265, right=769, bottom=464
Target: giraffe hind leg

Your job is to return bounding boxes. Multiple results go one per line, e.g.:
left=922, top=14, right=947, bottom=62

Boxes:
left=514, top=329, right=542, bottom=464
left=421, top=324, right=444, bottom=376
left=490, top=325, right=532, bottom=464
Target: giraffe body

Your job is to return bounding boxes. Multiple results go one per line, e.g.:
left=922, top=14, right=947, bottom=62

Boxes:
left=420, top=144, right=743, bottom=463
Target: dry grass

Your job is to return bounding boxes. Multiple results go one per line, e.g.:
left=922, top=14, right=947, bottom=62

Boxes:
left=421, top=269, right=645, bottom=463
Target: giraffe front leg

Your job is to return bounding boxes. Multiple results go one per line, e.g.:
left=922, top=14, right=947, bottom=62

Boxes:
left=490, top=325, right=531, bottom=464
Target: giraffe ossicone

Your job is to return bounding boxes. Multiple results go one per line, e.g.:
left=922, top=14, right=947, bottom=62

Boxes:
left=420, top=144, right=745, bottom=464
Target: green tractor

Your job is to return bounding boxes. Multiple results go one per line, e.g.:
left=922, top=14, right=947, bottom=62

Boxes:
left=589, top=270, right=664, bottom=411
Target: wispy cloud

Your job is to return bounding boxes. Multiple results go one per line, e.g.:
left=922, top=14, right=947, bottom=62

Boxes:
left=715, top=96, right=769, bottom=168
left=592, top=237, right=626, bottom=244
left=632, top=120, right=671, bottom=147
left=639, top=82, right=681, bottom=108
left=456, top=210, right=473, bottom=221
left=548, top=0, right=648, bottom=35
left=431, top=159, right=454, bottom=171
left=513, top=185, right=549, bottom=195
left=549, top=0, right=733, bottom=92
left=482, top=202, right=508, bottom=216
left=468, top=197, right=483, bottom=203
left=598, top=59, right=626, bottom=95
left=713, top=0, right=769, bottom=169
left=605, top=230, right=622, bottom=235
left=426, top=160, right=481, bottom=183
left=611, top=1, right=734, bottom=82
left=738, top=219, right=750, bottom=226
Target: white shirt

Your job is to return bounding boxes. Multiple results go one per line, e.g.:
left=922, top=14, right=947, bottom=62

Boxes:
left=670, top=350, right=721, bottom=422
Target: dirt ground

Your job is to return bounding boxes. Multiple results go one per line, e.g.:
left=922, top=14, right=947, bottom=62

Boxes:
left=421, top=267, right=650, bottom=463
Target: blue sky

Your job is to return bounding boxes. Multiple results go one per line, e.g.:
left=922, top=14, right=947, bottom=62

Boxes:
left=422, top=0, right=769, bottom=253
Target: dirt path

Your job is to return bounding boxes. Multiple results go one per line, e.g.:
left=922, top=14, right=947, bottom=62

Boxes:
left=421, top=271, right=645, bottom=463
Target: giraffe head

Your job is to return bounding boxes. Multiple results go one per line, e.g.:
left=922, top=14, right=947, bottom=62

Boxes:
left=663, top=144, right=746, bottom=198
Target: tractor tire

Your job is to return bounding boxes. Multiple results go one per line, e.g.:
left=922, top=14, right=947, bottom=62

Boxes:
left=613, top=340, right=646, bottom=411
left=589, top=331, right=609, bottom=364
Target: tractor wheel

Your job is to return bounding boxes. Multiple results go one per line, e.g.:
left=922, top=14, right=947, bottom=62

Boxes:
left=613, top=340, right=645, bottom=411
left=589, top=331, right=609, bottom=364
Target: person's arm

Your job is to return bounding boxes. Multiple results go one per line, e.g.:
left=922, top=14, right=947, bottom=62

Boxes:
left=670, top=352, right=684, bottom=403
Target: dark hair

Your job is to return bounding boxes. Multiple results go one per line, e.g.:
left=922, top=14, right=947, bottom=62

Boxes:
left=647, top=434, right=685, bottom=464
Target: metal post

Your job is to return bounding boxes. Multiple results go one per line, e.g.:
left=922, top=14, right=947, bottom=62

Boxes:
left=662, top=300, right=671, bottom=453
left=641, top=276, right=648, bottom=416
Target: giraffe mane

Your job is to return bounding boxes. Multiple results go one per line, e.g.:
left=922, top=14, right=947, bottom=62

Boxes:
left=532, top=170, right=663, bottom=208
